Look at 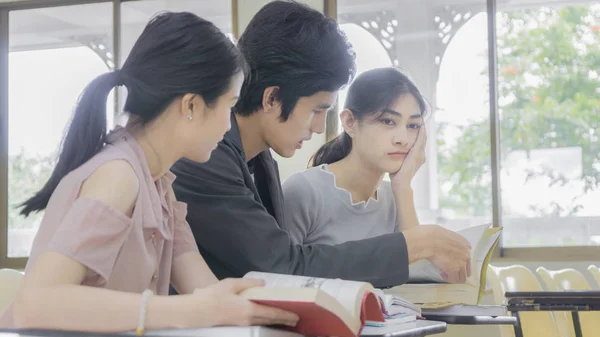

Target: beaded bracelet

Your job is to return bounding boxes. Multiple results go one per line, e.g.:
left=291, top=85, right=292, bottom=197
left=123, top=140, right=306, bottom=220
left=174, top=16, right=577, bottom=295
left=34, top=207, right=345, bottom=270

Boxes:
left=136, top=289, right=154, bottom=335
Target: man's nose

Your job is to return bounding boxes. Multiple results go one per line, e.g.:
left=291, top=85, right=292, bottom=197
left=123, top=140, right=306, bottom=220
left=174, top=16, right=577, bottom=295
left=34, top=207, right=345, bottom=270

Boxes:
left=310, top=112, right=327, bottom=135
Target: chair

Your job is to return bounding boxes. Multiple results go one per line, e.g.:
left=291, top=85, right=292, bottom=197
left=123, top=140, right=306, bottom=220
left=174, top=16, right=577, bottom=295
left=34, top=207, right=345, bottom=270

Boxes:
left=487, top=265, right=517, bottom=337
left=587, top=265, right=600, bottom=288
left=489, top=264, right=562, bottom=337
left=537, top=267, right=600, bottom=337
left=487, top=265, right=507, bottom=305
left=0, top=268, right=24, bottom=313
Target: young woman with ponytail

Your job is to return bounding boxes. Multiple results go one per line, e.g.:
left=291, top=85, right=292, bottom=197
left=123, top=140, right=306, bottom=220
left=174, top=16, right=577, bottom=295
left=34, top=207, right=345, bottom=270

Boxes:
left=282, top=67, right=472, bottom=283
left=0, top=12, right=297, bottom=332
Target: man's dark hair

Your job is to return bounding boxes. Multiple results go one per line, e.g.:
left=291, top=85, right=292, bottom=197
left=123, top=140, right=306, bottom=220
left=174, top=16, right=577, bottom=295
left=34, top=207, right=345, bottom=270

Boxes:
left=234, top=0, right=356, bottom=121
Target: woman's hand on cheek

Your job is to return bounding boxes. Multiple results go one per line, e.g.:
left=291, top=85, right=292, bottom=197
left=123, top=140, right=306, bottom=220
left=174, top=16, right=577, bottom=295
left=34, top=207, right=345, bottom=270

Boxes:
left=390, top=124, right=427, bottom=192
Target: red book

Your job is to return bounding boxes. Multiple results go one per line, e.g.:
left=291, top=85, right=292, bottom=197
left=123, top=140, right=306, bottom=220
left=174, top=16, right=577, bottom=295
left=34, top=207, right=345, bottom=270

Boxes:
left=240, top=272, right=385, bottom=337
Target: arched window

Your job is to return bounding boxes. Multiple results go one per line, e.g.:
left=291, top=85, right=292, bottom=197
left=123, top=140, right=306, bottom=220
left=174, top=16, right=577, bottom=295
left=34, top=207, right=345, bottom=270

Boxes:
left=336, top=23, right=393, bottom=132
left=436, top=12, right=492, bottom=225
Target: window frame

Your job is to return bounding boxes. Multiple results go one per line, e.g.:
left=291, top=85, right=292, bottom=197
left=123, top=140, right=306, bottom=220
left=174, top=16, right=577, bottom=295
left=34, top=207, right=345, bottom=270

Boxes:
left=330, top=0, right=599, bottom=261
left=0, top=0, right=329, bottom=269
left=0, top=0, right=124, bottom=269
left=2, top=0, right=597, bottom=269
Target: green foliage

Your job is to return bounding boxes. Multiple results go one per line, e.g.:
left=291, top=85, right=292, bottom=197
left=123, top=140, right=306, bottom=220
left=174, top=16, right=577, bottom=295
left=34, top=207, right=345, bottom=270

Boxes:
left=438, top=5, right=600, bottom=217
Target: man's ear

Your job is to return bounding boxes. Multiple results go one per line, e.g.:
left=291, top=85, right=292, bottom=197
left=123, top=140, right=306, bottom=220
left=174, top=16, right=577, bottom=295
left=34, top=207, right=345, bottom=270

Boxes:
left=262, top=86, right=281, bottom=113
left=340, top=109, right=358, bottom=137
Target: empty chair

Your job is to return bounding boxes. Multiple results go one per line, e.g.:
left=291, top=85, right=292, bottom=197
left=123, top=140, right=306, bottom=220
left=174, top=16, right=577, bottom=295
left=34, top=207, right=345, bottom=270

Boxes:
left=490, top=264, right=562, bottom=337
left=587, top=265, right=600, bottom=288
left=0, top=268, right=24, bottom=313
left=487, top=265, right=507, bottom=305
left=537, top=267, right=600, bottom=337
left=487, top=265, right=517, bottom=337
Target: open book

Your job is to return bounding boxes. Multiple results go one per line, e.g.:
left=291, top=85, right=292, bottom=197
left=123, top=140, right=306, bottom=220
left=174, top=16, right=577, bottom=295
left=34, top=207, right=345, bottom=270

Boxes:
left=373, top=289, right=421, bottom=317
left=240, top=272, right=386, bottom=337
left=384, top=224, right=502, bottom=308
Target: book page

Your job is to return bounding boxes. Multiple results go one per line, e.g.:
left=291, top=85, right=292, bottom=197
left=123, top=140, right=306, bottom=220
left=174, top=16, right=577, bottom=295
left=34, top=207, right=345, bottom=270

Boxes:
left=473, top=228, right=502, bottom=282
left=407, top=224, right=491, bottom=283
left=408, top=260, right=444, bottom=283
left=475, top=228, right=501, bottom=302
left=458, top=224, right=491, bottom=258
left=244, top=272, right=367, bottom=318
left=459, top=224, right=492, bottom=285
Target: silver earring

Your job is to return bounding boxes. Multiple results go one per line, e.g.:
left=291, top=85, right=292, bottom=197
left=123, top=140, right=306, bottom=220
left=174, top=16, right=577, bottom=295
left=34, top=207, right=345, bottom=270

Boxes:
left=187, top=114, right=193, bottom=121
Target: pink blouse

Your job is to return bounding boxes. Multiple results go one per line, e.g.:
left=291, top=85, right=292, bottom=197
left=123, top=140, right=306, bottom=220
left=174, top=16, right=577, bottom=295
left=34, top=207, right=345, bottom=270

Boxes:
left=0, top=127, right=199, bottom=327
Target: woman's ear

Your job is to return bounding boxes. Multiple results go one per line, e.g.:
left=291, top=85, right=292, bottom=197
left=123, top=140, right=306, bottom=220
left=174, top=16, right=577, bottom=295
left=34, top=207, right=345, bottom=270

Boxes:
left=340, top=109, right=357, bottom=137
left=180, top=93, right=207, bottom=120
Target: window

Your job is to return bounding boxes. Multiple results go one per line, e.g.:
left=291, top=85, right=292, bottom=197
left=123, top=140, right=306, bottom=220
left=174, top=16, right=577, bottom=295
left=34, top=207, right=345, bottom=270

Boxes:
left=0, top=0, right=236, bottom=267
left=336, top=22, right=393, bottom=121
left=435, top=9, right=492, bottom=231
left=337, top=0, right=492, bottom=232
left=117, top=0, right=233, bottom=117
left=5, top=3, right=114, bottom=260
left=120, top=0, right=233, bottom=62
left=336, top=0, right=600, bottom=255
left=496, top=2, right=600, bottom=247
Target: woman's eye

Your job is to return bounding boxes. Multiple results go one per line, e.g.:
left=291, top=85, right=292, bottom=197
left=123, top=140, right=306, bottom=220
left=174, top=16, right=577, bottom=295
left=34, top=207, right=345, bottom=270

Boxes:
left=408, top=123, right=422, bottom=129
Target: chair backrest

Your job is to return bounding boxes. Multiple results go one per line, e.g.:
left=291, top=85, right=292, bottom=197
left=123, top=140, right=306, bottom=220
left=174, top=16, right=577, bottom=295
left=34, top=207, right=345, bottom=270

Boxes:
left=537, top=267, right=591, bottom=291
left=487, top=265, right=507, bottom=305
left=0, top=268, right=24, bottom=313
left=490, top=264, right=562, bottom=337
left=536, top=267, right=600, bottom=337
left=588, top=265, right=600, bottom=288
left=487, top=265, right=517, bottom=337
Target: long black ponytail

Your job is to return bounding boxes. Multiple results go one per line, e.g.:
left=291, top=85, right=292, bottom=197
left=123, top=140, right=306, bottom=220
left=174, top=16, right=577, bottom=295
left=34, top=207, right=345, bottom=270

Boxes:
left=311, top=132, right=353, bottom=167
left=20, top=11, right=246, bottom=216
left=311, top=67, right=427, bottom=167
left=19, top=72, right=118, bottom=216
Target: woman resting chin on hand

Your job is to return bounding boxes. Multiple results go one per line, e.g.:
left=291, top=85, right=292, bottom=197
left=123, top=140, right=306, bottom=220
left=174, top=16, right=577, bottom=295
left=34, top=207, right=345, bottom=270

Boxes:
left=281, top=67, right=471, bottom=284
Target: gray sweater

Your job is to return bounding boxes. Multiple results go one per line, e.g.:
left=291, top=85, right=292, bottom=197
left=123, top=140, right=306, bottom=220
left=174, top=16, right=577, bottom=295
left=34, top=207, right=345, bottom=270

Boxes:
left=282, top=164, right=398, bottom=245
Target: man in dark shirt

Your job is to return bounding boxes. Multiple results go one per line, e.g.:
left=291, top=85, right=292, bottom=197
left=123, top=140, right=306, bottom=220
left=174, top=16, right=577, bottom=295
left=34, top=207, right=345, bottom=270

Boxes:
left=172, top=0, right=471, bottom=288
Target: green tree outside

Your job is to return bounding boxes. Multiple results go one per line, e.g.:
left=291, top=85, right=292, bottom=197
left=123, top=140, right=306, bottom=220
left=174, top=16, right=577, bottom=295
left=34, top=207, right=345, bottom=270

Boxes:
left=438, top=4, right=600, bottom=217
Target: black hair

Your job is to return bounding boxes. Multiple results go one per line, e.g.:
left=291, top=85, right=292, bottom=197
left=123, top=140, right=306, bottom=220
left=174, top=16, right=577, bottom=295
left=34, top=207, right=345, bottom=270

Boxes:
left=20, top=11, right=247, bottom=216
left=311, top=67, right=427, bottom=167
left=234, top=0, right=356, bottom=121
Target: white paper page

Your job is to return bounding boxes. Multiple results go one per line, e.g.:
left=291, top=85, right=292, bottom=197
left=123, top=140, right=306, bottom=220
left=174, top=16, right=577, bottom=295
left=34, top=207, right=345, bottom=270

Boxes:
left=407, top=224, right=491, bottom=283
left=457, top=224, right=491, bottom=258
left=457, top=224, right=492, bottom=283
left=473, top=230, right=501, bottom=279
left=408, top=260, right=444, bottom=283
left=373, top=289, right=420, bottom=315
left=244, top=272, right=366, bottom=318
left=361, top=322, right=418, bottom=336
